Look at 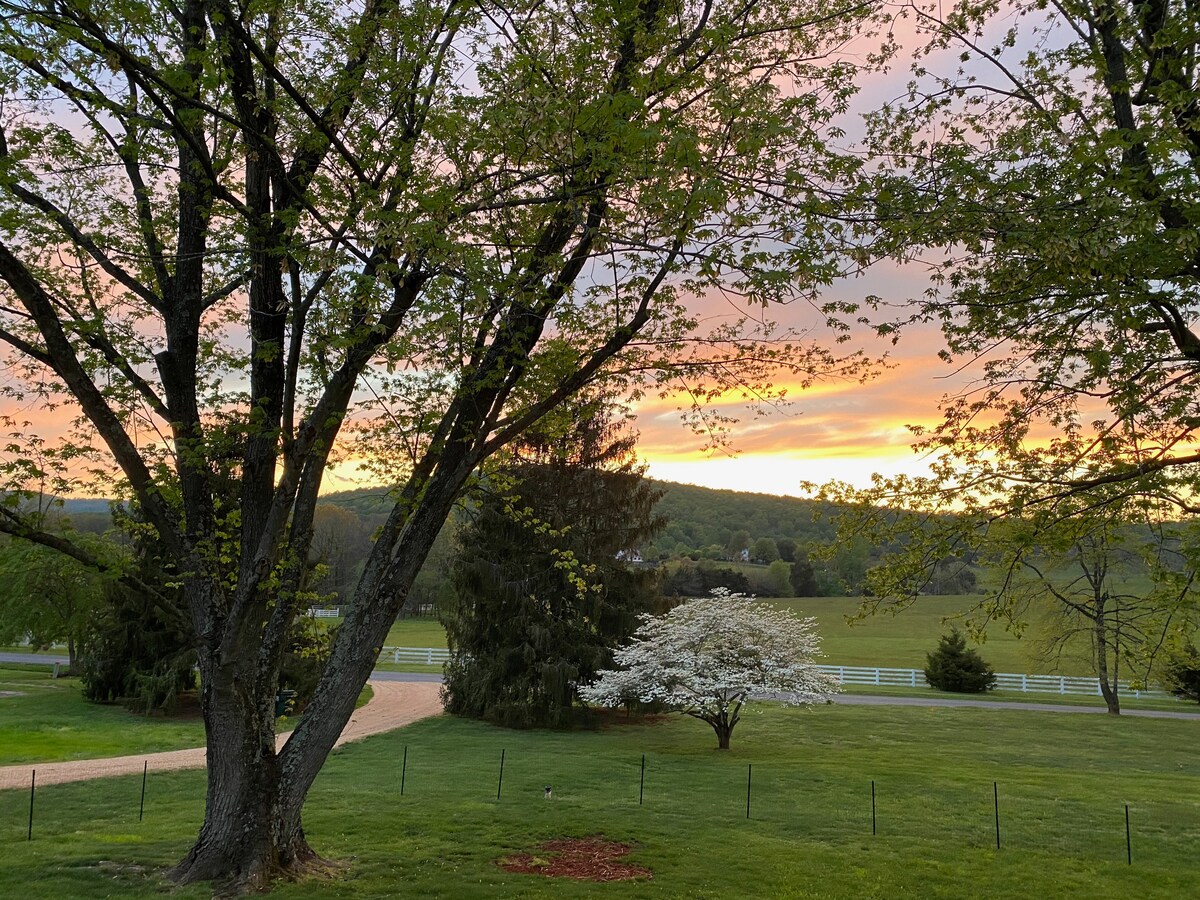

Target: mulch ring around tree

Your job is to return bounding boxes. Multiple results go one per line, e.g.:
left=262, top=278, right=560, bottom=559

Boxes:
left=497, top=836, right=652, bottom=882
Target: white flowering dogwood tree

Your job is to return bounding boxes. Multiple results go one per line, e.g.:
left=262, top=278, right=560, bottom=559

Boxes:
left=579, top=589, right=837, bottom=749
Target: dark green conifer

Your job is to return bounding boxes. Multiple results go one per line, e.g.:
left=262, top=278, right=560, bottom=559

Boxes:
left=924, top=627, right=996, bottom=693
left=441, top=403, right=664, bottom=728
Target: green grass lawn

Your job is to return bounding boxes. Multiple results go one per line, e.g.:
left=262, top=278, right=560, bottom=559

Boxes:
left=0, top=703, right=1196, bottom=898
left=24, top=595, right=1087, bottom=676
left=781, top=595, right=1069, bottom=674
left=0, top=667, right=208, bottom=765
left=0, top=667, right=374, bottom=766
left=382, top=616, right=448, bottom=648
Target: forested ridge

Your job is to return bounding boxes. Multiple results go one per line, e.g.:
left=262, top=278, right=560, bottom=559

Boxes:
left=57, top=481, right=837, bottom=546
left=52, top=482, right=900, bottom=598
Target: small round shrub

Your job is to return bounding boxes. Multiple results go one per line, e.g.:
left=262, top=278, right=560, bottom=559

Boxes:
left=924, top=627, right=996, bottom=693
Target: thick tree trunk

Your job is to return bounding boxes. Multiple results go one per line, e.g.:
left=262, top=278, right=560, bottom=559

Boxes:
left=169, top=656, right=315, bottom=890
left=170, top=472, right=466, bottom=892
left=705, top=711, right=736, bottom=750
left=715, top=725, right=732, bottom=750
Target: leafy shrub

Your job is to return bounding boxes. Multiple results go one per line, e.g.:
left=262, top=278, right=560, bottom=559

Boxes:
left=1162, top=641, right=1200, bottom=703
left=924, top=627, right=996, bottom=693
left=279, top=616, right=338, bottom=711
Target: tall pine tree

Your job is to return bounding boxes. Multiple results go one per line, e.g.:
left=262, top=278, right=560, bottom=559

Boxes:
left=442, top=405, right=664, bottom=728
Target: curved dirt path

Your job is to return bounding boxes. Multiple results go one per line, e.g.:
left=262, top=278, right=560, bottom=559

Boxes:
left=0, top=679, right=442, bottom=790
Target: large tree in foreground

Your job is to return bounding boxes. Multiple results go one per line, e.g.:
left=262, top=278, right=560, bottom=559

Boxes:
left=579, top=589, right=837, bottom=749
left=0, top=0, right=871, bottom=888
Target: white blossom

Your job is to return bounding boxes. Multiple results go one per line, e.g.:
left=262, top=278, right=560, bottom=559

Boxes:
left=578, top=588, right=838, bottom=748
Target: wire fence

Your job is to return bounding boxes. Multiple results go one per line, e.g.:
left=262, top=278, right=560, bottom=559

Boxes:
left=1, top=746, right=1195, bottom=872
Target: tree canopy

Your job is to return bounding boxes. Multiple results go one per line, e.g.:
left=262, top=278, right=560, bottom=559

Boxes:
left=0, top=0, right=875, bottom=887
left=838, top=0, right=1200, bottom=513
left=820, top=0, right=1200, bottom=647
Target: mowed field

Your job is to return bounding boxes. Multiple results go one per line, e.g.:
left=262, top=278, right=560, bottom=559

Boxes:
left=0, top=667, right=207, bottom=765
left=781, top=595, right=1061, bottom=674
left=7, top=594, right=1104, bottom=677
left=0, top=701, right=1196, bottom=899
left=384, top=594, right=1079, bottom=675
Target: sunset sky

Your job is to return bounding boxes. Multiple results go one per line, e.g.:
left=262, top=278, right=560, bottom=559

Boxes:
left=631, top=260, right=961, bottom=498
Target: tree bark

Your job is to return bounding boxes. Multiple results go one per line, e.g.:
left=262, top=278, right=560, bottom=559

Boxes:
left=170, top=464, right=467, bottom=891
left=168, top=655, right=315, bottom=890
left=705, top=711, right=736, bottom=750
left=1094, top=598, right=1121, bottom=715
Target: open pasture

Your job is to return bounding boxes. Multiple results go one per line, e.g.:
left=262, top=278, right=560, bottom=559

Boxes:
left=384, top=595, right=1085, bottom=676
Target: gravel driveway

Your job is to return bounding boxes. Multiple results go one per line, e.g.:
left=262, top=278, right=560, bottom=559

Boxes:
left=0, top=679, right=442, bottom=789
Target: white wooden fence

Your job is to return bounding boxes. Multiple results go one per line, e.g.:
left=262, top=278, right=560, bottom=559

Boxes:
left=376, top=648, right=1173, bottom=699
left=814, top=664, right=1170, bottom=699
left=383, top=646, right=452, bottom=665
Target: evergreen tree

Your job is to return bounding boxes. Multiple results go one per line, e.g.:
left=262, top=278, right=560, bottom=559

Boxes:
left=442, top=406, right=664, bottom=728
left=78, top=506, right=195, bottom=713
left=1162, top=641, right=1200, bottom=704
left=790, top=554, right=820, bottom=597
left=924, top=628, right=996, bottom=694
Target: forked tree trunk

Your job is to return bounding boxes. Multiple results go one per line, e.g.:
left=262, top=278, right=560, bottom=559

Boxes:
left=168, top=661, right=313, bottom=890
left=170, top=477, right=462, bottom=892
left=702, top=707, right=740, bottom=750
left=1094, top=601, right=1121, bottom=715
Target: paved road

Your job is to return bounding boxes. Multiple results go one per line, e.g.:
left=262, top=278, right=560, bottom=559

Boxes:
left=0, top=651, right=69, bottom=666
left=7, top=651, right=1200, bottom=720
left=831, top=692, right=1200, bottom=720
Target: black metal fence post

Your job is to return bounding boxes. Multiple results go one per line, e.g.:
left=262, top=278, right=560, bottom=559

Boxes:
left=401, top=745, right=408, bottom=796
left=993, top=782, right=1001, bottom=850
left=27, top=769, right=35, bottom=841
left=496, top=749, right=505, bottom=800
left=746, top=764, right=753, bottom=819
left=139, top=761, right=148, bottom=821
left=1125, top=804, right=1132, bottom=865
left=639, top=754, right=645, bottom=806
left=871, top=780, right=876, bottom=835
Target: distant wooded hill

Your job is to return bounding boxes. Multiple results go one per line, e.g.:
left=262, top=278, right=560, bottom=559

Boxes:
left=56, top=480, right=835, bottom=539
left=649, top=481, right=838, bottom=554
left=50, top=481, right=952, bottom=599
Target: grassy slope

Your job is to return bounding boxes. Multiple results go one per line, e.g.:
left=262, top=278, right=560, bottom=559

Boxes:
left=0, top=704, right=1196, bottom=899
left=785, top=595, right=1055, bottom=674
